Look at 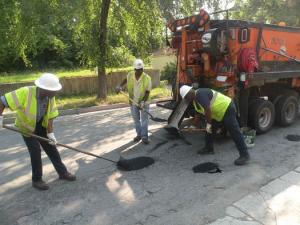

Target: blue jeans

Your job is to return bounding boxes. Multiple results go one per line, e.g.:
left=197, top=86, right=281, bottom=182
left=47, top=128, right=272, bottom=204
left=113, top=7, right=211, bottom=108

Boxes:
left=130, top=104, right=149, bottom=139
left=205, top=102, right=249, bottom=157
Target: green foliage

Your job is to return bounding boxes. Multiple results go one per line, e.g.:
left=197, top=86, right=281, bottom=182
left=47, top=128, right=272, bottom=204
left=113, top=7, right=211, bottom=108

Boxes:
left=160, top=62, right=177, bottom=84
left=0, top=0, right=79, bottom=71
left=73, top=0, right=164, bottom=68
left=0, top=0, right=165, bottom=72
left=0, top=0, right=227, bottom=72
left=158, top=0, right=223, bottom=19
left=107, top=46, right=135, bottom=68
left=232, top=0, right=300, bottom=26
left=0, top=0, right=227, bottom=73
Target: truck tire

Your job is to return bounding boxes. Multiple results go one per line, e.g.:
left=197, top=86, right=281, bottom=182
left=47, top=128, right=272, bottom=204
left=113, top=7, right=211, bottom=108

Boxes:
left=283, top=90, right=299, bottom=98
left=275, top=94, right=298, bottom=126
left=249, top=99, right=275, bottom=134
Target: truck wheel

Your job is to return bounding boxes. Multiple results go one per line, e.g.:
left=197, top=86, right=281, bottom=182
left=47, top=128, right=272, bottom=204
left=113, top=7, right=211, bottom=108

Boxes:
left=275, top=94, right=298, bottom=126
left=249, top=99, right=275, bottom=134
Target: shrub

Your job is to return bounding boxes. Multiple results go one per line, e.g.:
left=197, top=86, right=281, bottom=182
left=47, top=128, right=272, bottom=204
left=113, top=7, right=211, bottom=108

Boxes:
left=160, top=62, right=177, bottom=84
left=107, top=46, right=135, bottom=68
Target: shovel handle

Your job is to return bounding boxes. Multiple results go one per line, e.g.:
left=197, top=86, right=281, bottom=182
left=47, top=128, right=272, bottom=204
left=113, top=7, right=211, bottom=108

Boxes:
left=119, top=91, right=141, bottom=107
left=3, top=125, right=117, bottom=163
left=119, top=91, right=167, bottom=122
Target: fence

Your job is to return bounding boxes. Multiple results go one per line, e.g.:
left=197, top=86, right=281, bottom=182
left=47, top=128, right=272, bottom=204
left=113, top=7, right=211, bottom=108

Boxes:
left=0, top=69, right=160, bottom=96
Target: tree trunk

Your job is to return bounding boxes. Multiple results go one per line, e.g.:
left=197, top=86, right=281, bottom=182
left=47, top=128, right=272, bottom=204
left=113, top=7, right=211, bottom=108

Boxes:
left=97, top=0, right=111, bottom=99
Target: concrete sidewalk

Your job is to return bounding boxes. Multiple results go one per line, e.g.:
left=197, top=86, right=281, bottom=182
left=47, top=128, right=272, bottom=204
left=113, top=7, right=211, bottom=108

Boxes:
left=209, top=167, right=300, bottom=225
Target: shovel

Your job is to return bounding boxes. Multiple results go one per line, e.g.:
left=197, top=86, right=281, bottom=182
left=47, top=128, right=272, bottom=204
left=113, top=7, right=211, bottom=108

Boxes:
left=120, top=91, right=167, bottom=123
left=3, top=125, right=154, bottom=171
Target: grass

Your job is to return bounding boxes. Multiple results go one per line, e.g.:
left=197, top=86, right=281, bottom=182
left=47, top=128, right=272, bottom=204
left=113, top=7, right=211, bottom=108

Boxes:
left=0, top=66, right=152, bottom=83
left=151, top=54, right=176, bottom=71
left=0, top=69, right=94, bottom=83
left=56, top=82, right=171, bottom=110
left=0, top=52, right=174, bottom=84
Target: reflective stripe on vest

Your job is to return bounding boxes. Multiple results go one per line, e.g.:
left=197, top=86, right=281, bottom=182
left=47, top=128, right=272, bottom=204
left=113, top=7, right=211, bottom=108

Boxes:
left=16, top=116, right=35, bottom=132
left=193, top=89, right=231, bottom=121
left=49, top=101, right=56, bottom=113
left=11, top=91, right=21, bottom=108
left=24, top=87, right=36, bottom=120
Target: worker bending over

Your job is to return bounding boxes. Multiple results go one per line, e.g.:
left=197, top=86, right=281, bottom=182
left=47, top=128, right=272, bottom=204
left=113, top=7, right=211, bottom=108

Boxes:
left=0, top=73, right=76, bottom=191
left=116, top=59, right=152, bottom=144
left=180, top=85, right=250, bottom=165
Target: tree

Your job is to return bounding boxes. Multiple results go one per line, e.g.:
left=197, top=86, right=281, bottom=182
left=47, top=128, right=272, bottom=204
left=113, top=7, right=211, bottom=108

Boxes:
left=98, top=0, right=111, bottom=99
left=232, top=0, right=300, bottom=26
left=158, top=0, right=223, bottom=20
left=73, top=0, right=164, bottom=99
left=0, top=0, right=78, bottom=72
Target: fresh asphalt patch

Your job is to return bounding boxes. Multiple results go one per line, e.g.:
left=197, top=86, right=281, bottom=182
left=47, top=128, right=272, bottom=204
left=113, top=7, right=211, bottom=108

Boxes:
left=286, top=134, right=300, bottom=142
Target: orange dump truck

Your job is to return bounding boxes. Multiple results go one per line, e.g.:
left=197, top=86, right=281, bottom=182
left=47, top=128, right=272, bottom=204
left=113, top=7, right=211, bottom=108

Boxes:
left=158, top=9, right=300, bottom=134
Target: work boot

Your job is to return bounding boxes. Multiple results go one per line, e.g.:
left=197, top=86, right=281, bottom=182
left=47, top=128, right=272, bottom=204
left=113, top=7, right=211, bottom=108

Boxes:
left=234, top=154, right=250, bottom=166
left=133, top=136, right=141, bottom=142
left=32, top=180, right=49, bottom=191
left=59, top=172, right=76, bottom=181
left=142, top=138, right=149, bottom=145
left=197, top=146, right=214, bottom=155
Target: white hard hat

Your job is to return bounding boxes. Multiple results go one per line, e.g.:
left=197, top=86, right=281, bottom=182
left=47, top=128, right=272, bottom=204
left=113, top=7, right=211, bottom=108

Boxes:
left=180, top=85, right=192, bottom=98
left=133, top=59, right=144, bottom=69
left=35, top=73, right=62, bottom=91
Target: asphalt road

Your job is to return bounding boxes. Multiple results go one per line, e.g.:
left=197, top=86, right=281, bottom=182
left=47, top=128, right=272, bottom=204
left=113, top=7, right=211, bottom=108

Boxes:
left=1, top=105, right=300, bottom=225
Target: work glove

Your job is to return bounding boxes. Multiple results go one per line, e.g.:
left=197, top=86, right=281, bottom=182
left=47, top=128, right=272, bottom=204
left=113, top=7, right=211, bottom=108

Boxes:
left=206, top=123, right=212, bottom=134
left=139, top=101, right=145, bottom=109
left=115, top=86, right=122, bottom=93
left=47, top=132, right=57, bottom=145
left=0, top=115, right=3, bottom=128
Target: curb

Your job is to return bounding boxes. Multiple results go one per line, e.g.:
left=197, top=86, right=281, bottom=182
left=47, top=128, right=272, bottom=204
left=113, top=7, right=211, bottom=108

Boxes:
left=59, top=103, right=129, bottom=116
left=3, top=97, right=172, bottom=124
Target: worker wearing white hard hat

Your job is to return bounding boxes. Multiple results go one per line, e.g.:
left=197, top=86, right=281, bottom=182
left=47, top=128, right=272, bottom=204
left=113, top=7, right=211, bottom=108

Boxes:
left=35, top=72, right=62, bottom=91
left=133, top=59, right=144, bottom=69
left=180, top=85, right=250, bottom=166
left=0, top=73, right=76, bottom=191
left=116, top=59, right=152, bottom=144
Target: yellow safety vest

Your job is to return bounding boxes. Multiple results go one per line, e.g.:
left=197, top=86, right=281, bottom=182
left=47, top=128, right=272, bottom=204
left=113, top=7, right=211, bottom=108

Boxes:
left=127, top=71, right=151, bottom=102
left=5, top=86, right=59, bottom=135
left=193, top=89, right=231, bottom=121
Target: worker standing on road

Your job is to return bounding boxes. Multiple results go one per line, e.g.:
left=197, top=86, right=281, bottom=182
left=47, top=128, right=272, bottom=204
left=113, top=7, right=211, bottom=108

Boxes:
left=116, top=59, right=152, bottom=144
left=180, top=85, right=250, bottom=165
left=0, top=73, right=76, bottom=191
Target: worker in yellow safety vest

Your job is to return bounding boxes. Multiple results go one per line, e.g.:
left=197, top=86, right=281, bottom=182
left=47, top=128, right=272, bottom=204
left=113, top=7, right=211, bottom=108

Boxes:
left=116, top=59, right=152, bottom=144
left=180, top=85, right=250, bottom=165
left=0, top=73, right=76, bottom=191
